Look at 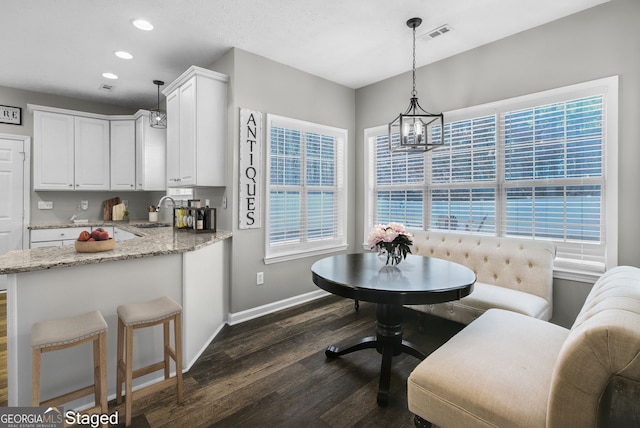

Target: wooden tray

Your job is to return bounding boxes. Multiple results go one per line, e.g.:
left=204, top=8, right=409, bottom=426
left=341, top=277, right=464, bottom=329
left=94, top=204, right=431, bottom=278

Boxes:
left=75, top=238, right=115, bottom=253
left=103, top=197, right=121, bottom=221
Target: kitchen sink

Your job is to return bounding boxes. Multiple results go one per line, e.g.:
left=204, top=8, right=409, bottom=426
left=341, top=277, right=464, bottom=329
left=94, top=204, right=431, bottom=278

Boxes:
left=133, top=223, right=172, bottom=228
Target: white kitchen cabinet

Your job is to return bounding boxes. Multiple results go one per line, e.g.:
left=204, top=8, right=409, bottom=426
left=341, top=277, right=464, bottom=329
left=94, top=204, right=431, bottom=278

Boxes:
left=30, top=227, right=91, bottom=248
left=163, top=66, right=228, bottom=187
left=110, top=119, right=136, bottom=190
left=135, top=111, right=166, bottom=191
left=74, top=116, right=110, bottom=190
left=32, top=107, right=110, bottom=191
left=33, top=111, right=75, bottom=190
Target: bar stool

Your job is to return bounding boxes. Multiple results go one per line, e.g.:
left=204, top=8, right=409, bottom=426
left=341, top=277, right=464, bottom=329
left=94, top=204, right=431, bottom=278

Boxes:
left=31, top=310, right=108, bottom=420
left=116, top=296, right=183, bottom=426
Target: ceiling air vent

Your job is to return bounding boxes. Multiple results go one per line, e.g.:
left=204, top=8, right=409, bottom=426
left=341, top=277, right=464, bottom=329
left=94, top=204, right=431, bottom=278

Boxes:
left=98, top=83, right=114, bottom=92
left=420, top=24, right=453, bottom=41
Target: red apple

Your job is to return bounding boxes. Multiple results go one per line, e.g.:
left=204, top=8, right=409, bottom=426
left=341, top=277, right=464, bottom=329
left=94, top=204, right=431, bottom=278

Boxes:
left=99, top=230, right=109, bottom=240
left=88, top=237, right=96, bottom=242
left=90, top=230, right=101, bottom=240
left=77, top=231, right=91, bottom=242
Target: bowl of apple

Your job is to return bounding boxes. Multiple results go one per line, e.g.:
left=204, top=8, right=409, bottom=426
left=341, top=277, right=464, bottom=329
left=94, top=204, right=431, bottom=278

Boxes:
left=75, top=228, right=115, bottom=253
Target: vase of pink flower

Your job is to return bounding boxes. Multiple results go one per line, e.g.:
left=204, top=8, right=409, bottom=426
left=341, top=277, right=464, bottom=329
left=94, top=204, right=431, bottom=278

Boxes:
left=367, top=222, right=414, bottom=266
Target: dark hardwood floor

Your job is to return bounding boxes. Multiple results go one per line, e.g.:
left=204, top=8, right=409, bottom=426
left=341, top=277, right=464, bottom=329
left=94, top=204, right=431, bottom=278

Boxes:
left=109, top=295, right=464, bottom=427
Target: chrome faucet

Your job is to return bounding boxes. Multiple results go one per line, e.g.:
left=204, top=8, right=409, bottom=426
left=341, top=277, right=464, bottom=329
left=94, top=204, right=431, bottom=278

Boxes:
left=156, top=196, right=175, bottom=211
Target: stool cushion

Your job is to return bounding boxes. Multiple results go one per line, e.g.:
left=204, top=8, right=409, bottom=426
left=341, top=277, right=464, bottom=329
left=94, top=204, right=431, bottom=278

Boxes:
left=31, top=310, right=107, bottom=349
left=118, top=296, right=182, bottom=326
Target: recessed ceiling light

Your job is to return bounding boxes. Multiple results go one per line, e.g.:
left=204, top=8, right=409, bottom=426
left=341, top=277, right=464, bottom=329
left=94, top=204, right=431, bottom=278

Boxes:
left=102, top=72, right=118, bottom=80
left=132, top=19, right=153, bottom=31
left=115, top=51, right=133, bottom=60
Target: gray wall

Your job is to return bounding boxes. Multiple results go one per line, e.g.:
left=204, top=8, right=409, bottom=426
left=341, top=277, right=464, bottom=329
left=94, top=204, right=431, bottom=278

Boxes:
left=355, top=0, right=640, bottom=326
left=3, top=0, right=637, bottom=326
left=210, top=48, right=356, bottom=313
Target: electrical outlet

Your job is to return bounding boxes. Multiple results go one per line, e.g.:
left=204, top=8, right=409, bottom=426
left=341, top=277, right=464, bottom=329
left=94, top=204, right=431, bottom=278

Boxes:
left=257, top=272, right=264, bottom=285
left=38, top=201, right=53, bottom=210
left=222, top=196, right=227, bottom=209
left=80, top=200, right=89, bottom=211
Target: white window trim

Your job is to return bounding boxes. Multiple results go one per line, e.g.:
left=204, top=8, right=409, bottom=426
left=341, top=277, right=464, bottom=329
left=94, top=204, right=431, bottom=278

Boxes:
left=265, top=114, right=348, bottom=264
left=364, top=76, right=618, bottom=283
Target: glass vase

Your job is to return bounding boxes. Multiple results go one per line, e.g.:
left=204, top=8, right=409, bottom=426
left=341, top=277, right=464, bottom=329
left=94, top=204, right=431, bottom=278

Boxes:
left=377, top=246, right=403, bottom=266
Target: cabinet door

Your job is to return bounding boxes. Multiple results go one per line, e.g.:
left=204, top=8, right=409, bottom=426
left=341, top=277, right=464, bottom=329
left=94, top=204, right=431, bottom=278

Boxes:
left=166, top=90, right=181, bottom=187
left=110, top=120, right=136, bottom=190
left=178, top=77, right=197, bottom=187
left=75, top=117, right=110, bottom=190
left=136, top=115, right=167, bottom=191
left=33, top=111, right=75, bottom=190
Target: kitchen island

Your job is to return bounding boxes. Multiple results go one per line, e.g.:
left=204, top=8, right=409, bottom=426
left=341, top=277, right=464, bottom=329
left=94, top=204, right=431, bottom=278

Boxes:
left=0, top=223, right=231, bottom=408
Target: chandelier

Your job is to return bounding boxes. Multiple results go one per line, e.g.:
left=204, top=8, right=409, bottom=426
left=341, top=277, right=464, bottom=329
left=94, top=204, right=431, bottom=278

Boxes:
left=149, top=80, right=167, bottom=129
left=388, top=17, right=444, bottom=152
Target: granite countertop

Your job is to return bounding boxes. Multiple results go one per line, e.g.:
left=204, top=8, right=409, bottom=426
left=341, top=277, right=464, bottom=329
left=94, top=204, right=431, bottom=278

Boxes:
left=0, top=221, right=232, bottom=275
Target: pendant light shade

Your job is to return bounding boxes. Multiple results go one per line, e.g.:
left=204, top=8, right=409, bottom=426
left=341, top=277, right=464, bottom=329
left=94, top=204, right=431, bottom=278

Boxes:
left=388, top=18, right=444, bottom=152
left=150, top=80, right=167, bottom=129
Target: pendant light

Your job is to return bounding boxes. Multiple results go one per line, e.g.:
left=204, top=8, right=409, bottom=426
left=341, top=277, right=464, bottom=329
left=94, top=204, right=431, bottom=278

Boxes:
left=388, top=17, right=444, bottom=152
left=149, top=80, right=167, bottom=129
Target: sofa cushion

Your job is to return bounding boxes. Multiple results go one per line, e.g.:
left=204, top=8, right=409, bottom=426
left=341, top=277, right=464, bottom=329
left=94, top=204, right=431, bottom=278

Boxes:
left=411, top=231, right=555, bottom=303
left=410, top=281, right=551, bottom=325
left=408, top=309, right=569, bottom=428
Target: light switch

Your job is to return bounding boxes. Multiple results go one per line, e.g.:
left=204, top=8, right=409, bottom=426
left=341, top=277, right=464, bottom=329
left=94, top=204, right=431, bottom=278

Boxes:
left=38, top=201, right=53, bottom=210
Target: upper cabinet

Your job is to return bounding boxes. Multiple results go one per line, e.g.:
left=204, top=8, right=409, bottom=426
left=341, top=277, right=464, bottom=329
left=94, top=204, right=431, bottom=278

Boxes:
left=29, top=105, right=166, bottom=191
left=163, top=66, right=228, bottom=187
left=33, top=110, right=110, bottom=190
left=135, top=111, right=166, bottom=191
left=110, top=119, right=136, bottom=190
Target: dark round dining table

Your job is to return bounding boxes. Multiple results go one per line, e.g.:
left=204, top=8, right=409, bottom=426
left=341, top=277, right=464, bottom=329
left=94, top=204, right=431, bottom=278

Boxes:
left=311, top=252, right=476, bottom=405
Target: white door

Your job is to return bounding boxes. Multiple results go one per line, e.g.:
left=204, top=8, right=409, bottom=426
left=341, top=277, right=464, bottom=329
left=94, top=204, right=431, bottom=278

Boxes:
left=0, top=134, right=30, bottom=290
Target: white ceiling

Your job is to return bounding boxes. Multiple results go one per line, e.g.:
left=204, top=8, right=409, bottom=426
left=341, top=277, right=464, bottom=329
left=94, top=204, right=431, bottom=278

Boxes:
left=1, top=0, right=609, bottom=110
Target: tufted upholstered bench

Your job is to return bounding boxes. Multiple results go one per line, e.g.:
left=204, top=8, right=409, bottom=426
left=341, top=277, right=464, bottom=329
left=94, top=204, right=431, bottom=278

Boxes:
left=409, top=231, right=555, bottom=324
left=407, top=265, right=640, bottom=427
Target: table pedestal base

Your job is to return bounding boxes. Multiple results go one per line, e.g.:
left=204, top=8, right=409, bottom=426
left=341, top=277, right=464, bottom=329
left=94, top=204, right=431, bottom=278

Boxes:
left=325, top=303, right=425, bottom=406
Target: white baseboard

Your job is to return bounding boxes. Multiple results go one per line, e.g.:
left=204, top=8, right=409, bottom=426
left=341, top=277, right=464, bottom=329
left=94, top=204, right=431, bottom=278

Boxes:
left=184, top=322, right=226, bottom=371
left=227, top=289, right=330, bottom=325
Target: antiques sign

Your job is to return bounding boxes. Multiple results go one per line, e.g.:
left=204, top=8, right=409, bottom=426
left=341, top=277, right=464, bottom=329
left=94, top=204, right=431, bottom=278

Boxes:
left=0, top=105, right=22, bottom=125
left=239, top=108, right=262, bottom=229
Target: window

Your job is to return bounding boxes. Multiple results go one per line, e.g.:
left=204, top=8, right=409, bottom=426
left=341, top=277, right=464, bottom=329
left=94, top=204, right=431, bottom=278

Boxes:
left=365, top=76, right=618, bottom=281
left=266, top=115, right=347, bottom=263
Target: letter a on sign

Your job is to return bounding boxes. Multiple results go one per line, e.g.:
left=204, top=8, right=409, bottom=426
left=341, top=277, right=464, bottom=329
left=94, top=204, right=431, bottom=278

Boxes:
left=239, top=108, right=262, bottom=229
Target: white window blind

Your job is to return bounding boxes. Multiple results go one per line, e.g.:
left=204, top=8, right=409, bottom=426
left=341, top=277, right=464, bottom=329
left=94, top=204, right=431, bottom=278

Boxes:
left=266, top=115, right=347, bottom=263
left=364, top=76, right=618, bottom=281
left=367, top=132, right=425, bottom=228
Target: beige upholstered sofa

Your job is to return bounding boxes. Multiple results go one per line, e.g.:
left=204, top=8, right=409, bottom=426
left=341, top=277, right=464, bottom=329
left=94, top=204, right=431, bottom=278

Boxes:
left=408, top=265, right=640, bottom=428
left=409, top=231, right=556, bottom=324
